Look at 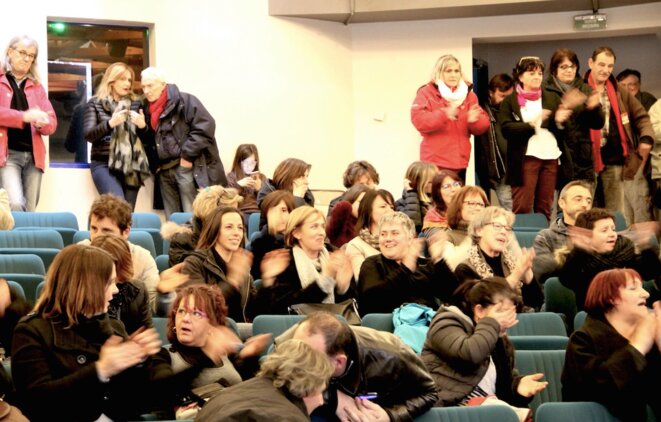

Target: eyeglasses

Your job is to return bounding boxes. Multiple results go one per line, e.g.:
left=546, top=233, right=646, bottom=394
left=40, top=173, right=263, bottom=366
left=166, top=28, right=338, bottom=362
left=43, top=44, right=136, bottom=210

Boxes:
left=487, top=222, right=513, bottom=233
left=518, top=56, right=541, bottom=66
left=558, top=64, right=577, bottom=71
left=176, top=308, right=208, bottom=320
left=441, top=181, right=462, bottom=190
left=463, top=201, right=485, bottom=208
left=11, top=48, right=36, bottom=61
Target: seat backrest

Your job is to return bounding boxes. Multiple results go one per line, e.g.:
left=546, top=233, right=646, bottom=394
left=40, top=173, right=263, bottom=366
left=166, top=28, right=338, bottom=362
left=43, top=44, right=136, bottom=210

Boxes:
left=0, top=230, right=64, bottom=249
left=1, top=274, right=45, bottom=302
left=35, top=280, right=46, bottom=301
left=11, top=211, right=79, bottom=230
left=507, top=312, right=567, bottom=336
left=515, top=350, right=565, bottom=413
left=252, top=315, right=305, bottom=356
left=514, top=230, right=539, bottom=249
left=128, top=231, right=157, bottom=258
left=132, top=212, right=162, bottom=229
left=508, top=335, right=569, bottom=350
left=155, top=254, right=170, bottom=273
left=0, top=254, right=45, bottom=275
left=414, top=405, right=520, bottom=422
left=514, top=213, right=548, bottom=230
left=6, top=280, right=26, bottom=301
left=544, top=277, right=577, bottom=331
left=248, top=212, right=261, bottom=240
left=169, top=212, right=192, bottom=225
left=361, top=313, right=395, bottom=332
left=535, top=402, right=622, bottom=422
left=573, top=311, right=588, bottom=331
left=152, top=317, right=170, bottom=345
left=613, top=211, right=627, bottom=231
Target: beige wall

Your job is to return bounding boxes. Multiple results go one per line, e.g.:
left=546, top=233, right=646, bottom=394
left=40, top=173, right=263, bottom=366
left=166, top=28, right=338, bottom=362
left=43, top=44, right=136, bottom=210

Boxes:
left=2, top=1, right=660, bottom=226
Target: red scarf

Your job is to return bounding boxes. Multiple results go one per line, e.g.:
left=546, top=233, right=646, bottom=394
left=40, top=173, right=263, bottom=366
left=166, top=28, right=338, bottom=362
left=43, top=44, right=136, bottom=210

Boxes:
left=516, top=84, right=541, bottom=107
left=588, top=74, right=628, bottom=173
left=149, top=88, right=168, bottom=130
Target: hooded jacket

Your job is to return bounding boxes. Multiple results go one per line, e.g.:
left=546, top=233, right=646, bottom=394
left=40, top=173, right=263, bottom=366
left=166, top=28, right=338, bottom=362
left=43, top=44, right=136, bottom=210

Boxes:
left=532, top=217, right=569, bottom=283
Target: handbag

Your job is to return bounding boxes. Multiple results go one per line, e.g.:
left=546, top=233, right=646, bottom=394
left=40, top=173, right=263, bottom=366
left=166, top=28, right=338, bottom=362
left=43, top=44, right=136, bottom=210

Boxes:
left=289, top=298, right=362, bottom=325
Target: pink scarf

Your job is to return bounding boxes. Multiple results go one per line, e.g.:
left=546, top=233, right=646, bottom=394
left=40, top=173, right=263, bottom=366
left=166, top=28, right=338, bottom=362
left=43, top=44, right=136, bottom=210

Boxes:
left=516, top=84, right=541, bottom=107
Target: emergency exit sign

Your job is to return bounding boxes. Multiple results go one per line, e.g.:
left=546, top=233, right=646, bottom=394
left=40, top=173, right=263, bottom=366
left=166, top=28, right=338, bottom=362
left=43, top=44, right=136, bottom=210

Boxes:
left=574, top=13, right=607, bottom=30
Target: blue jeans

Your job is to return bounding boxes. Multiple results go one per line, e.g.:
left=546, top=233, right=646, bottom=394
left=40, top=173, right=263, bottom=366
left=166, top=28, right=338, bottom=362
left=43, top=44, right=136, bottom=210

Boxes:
left=90, top=161, right=139, bottom=209
left=158, top=164, right=197, bottom=218
left=0, top=149, right=42, bottom=211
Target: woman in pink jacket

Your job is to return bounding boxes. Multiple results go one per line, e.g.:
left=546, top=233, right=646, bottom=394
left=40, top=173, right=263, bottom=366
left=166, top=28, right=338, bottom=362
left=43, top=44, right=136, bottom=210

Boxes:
left=411, top=55, right=489, bottom=180
left=0, top=35, right=56, bottom=211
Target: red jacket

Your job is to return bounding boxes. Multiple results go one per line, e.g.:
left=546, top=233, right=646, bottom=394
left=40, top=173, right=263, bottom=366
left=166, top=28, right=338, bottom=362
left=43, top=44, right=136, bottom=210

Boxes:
left=411, top=81, right=489, bottom=170
left=0, top=73, right=57, bottom=170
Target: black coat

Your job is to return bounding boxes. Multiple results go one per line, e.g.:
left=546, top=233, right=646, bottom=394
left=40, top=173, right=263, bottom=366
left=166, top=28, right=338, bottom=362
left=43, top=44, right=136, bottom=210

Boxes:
left=11, top=313, right=173, bottom=421
left=475, top=99, right=508, bottom=190
left=107, top=279, right=152, bottom=335
left=395, top=190, right=429, bottom=233
left=249, top=227, right=286, bottom=280
left=562, top=313, right=661, bottom=422
left=358, top=254, right=458, bottom=315
left=167, top=217, right=203, bottom=267
left=256, top=178, right=315, bottom=212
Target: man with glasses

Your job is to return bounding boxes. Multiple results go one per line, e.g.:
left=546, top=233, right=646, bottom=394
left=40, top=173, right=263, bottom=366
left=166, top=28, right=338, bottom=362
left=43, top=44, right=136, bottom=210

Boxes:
left=0, top=35, right=57, bottom=211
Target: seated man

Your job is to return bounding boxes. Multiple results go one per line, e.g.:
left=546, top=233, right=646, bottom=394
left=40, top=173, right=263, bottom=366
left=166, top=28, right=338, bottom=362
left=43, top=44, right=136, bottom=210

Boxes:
left=79, top=194, right=159, bottom=309
left=282, top=312, right=437, bottom=421
left=532, top=180, right=592, bottom=283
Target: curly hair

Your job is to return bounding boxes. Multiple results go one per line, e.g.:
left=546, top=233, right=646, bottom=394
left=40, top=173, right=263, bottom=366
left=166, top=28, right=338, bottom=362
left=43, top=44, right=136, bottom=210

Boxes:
left=167, top=284, right=228, bottom=345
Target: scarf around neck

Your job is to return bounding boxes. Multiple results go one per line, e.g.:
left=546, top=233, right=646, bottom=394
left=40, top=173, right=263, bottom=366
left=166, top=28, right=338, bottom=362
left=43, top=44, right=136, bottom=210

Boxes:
left=358, top=228, right=380, bottom=251
left=438, top=80, right=469, bottom=107
left=516, top=84, right=542, bottom=107
left=149, top=87, right=168, bottom=130
left=292, top=246, right=335, bottom=303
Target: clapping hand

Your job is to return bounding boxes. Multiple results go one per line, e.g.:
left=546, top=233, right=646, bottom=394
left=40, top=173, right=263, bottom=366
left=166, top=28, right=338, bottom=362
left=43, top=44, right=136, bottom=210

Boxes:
left=260, top=249, right=290, bottom=287
left=517, top=373, right=548, bottom=397
left=226, top=249, right=253, bottom=291
left=427, top=231, right=448, bottom=264
left=467, top=104, right=483, bottom=123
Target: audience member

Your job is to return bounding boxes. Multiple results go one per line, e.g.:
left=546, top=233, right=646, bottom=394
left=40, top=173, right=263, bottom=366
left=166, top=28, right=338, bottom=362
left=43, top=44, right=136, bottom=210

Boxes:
left=586, top=47, right=655, bottom=225
left=544, top=48, right=604, bottom=187
left=79, top=194, right=160, bottom=310
left=500, top=56, right=570, bottom=221
left=255, top=206, right=355, bottom=315
left=454, top=206, right=541, bottom=309
left=141, top=66, right=227, bottom=218
left=64, top=73, right=102, bottom=163
left=90, top=234, right=152, bottom=334
left=396, top=161, right=437, bottom=233
left=0, top=35, right=57, bottom=211
left=286, top=311, right=438, bottom=421
left=445, top=185, right=490, bottom=247
left=358, top=212, right=458, bottom=315
left=326, top=184, right=370, bottom=248
left=651, top=99, right=661, bottom=219
left=197, top=339, right=333, bottom=422
left=0, top=278, right=31, bottom=358
left=562, top=268, right=661, bottom=422
left=344, top=189, right=395, bottom=279
left=422, top=278, right=546, bottom=416
left=616, top=68, right=657, bottom=111
left=11, top=244, right=167, bottom=421
left=556, top=208, right=661, bottom=309
left=411, top=54, right=489, bottom=180
left=83, top=62, right=150, bottom=209
left=475, top=74, right=514, bottom=210
left=163, top=185, right=242, bottom=267
left=327, top=160, right=380, bottom=215
left=226, top=143, right=266, bottom=218
left=533, top=180, right=593, bottom=283
left=423, top=170, right=463, bottom=236
left=180, top=207, right=255, bottom=322
left=257, top=157, right=315, bottom=210
left=0, top=188, right=14, bottom=230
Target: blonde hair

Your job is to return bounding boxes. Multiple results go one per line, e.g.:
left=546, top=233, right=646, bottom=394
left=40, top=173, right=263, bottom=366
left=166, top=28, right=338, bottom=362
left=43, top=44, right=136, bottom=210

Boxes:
left=378, top=211, right=415, bottom=239
left=192, top=185, right=243, bottom=221
left=404, top=161, right=437, bottom=204
left=95, top=62, right=136, bottom=100
left=468, top=206, right=515, bottom=243
left=430, top=54, right=463, bottom=82
left=284, top=206, right=325, bottom=247
left=3, top=35, right=40, bottom=82
left=259, top=339, right=333, bottom=398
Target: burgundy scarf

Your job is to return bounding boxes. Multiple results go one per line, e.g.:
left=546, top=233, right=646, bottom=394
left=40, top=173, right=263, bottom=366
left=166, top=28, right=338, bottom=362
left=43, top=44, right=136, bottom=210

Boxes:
left=149, top=88, right=168, bottom=130
left=588, top=74, right=628, bottom=173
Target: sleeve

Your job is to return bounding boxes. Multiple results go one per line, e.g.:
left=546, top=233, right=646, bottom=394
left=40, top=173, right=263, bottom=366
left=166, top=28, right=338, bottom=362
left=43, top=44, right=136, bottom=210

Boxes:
left=181, top=254, right=209, bottom=286
left=634, top=248, right=661, bottom=282
left=624, top=91, right=655, bottom=142
left=32, top=84, right=57, bottom=136
left=83, top=100, right=112, bottom=144
left=466, top=93, right=490, bottom=136
left=256, top=263, right=328, bottom=315
left=575, top=99, right=606, bottom=131
left=179, top=94, right=216, bottom=162
left=426, top=314, right=500, bottom=365
left=132, top=245, right=160, bottom=313
left=532, top=231, right=559, bottom=283
left=410, top=84, right=451, bottom=134
left=499, top=97, right=535, bottom=142
left=168, top=232, right=193, bottom=267
left=357, top=257, right=411, bottom=315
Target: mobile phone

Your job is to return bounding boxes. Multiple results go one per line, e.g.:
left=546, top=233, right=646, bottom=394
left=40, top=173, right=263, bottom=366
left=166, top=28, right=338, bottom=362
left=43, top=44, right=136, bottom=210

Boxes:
left=357, top=393, right=378, bottom=401
left=250, top=171, right=259, bottom=180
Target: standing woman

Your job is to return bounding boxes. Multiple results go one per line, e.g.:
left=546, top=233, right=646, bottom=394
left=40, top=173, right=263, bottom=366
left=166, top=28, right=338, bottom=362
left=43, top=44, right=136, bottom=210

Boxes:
left=500, top=56, right=571, bottom=221
left=411, top=54, right=489, bottom=180
left=226, top=143, right=266, bottom=218
left=544, top=48, right=604, bottom=187
left=84, top=62, right=151, bottom=209
left=257, top=158, right=315, bottom=210
left=0, top=35, right=57, bottom=211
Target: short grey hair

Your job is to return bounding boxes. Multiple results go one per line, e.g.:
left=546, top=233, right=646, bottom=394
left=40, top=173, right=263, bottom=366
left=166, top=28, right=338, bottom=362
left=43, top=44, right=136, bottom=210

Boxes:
left=141, top=66, right=168, bottom=84
left=378, top=211, right=415, bottom=239
left=3, top=35, right=40, bottom=83
left=430, top=54, right=463, bottom=82
left=468, top=206, right=515, bottom=243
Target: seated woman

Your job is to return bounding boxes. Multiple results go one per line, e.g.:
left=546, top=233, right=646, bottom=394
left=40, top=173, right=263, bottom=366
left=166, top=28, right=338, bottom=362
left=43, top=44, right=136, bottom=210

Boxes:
left=162, top=284, right=270, bottom=419
left=250, top=190, right=296, bottom=280
left=226, top=143, right=267, bottom=218
left=422, top=170, right=463, bottom=237
left=197, top=339, right=333, bottom=422
left=358, top=212, right=458, bottom=315
left=344, top=189, right=395, bottom=279
left=454, top=206, right=541, bottom=310
left=327, top=160, right=380, bottom=215
left=163, top=185, right=242, bottom=267
left=11, top=244, right=166, bottom=421
left=422, top=277, right=547, bottom=419
left=445, top=185, right=490, bottom=247
left=562, top=268, right=661, bottom=422
left=91, top=234, right=152, bottom=334
left=179, top=207, right=255, bottom=322
left=255, top=206, right=355, bottom=316
left=0, top=278, right=31, bottom=358
left=257, top=158, right=315, bottom=210
left=556, top=208, right=661, bottom=310
left=325, top=184, right=371, bottom=248
left=396, top=161, right=437, bottom=234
